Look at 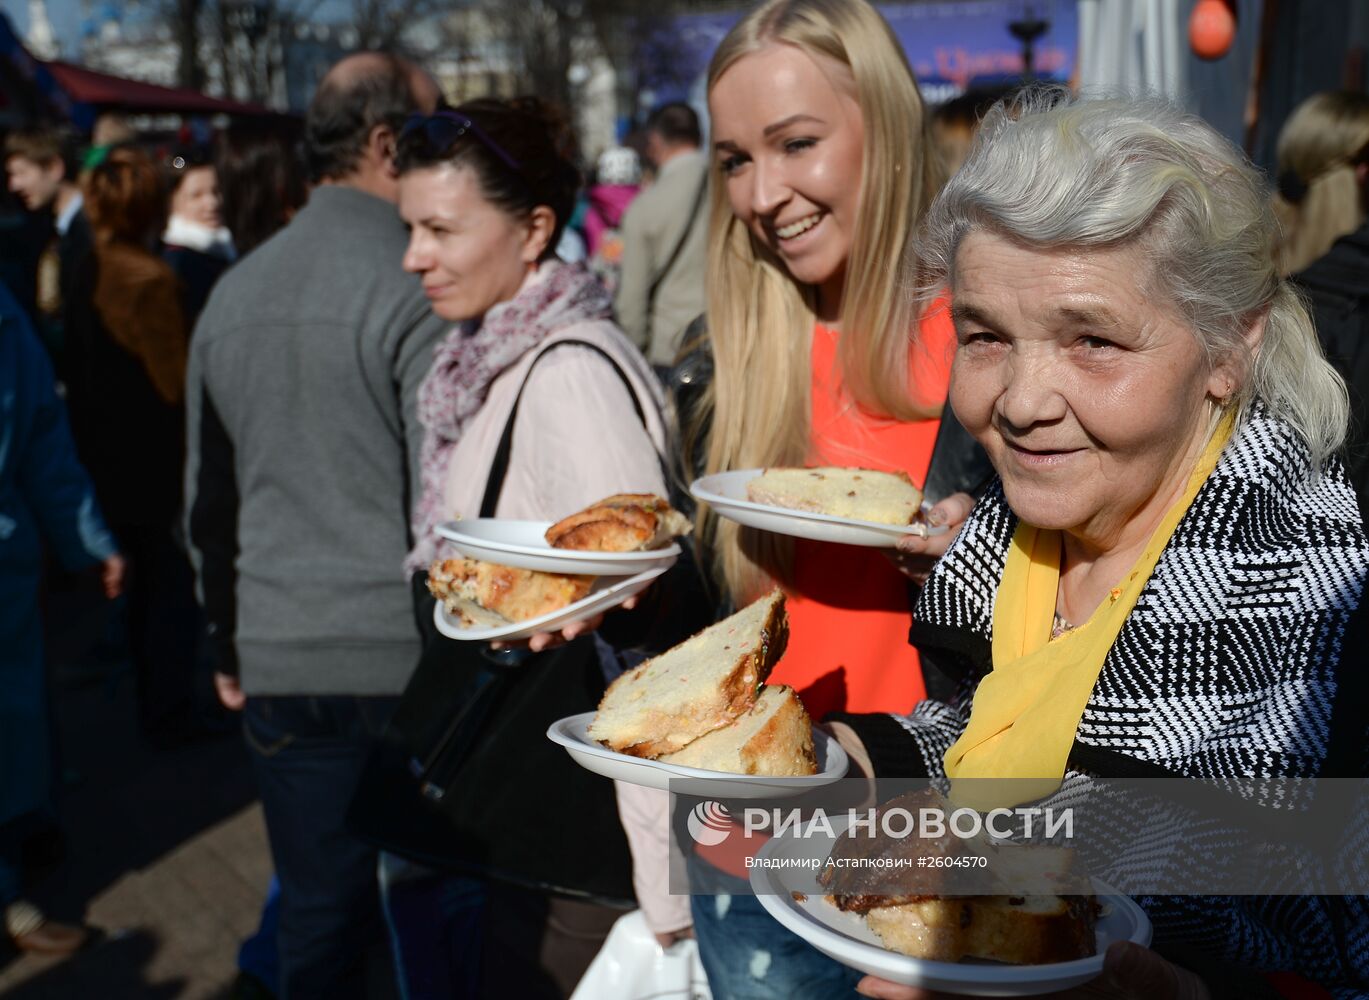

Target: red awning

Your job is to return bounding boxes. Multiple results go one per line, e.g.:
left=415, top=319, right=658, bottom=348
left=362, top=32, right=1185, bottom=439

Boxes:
left=44, top=60, right=277, bottom=117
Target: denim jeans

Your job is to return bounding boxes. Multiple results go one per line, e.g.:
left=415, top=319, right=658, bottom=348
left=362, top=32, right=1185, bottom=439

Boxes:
left=689, top=863, right=863, bottom=1000
left=243, top=694, right=398, bottom=1000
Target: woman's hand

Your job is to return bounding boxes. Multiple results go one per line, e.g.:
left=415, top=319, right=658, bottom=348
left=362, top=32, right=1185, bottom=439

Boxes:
left=856, top=942, right=1210, bottom=999
left=888, top=492, right=975, bottom=586
left=654, top=926, right=695, bottom=949
left=489, top=592, right=644, bottom=652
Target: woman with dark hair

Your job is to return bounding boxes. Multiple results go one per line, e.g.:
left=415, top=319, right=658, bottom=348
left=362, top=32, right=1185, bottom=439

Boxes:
left=66, top=146, right=199, bottom=741
left=161, top=144, right=234, bottom=328
left=378, top=97, right=671, bottom=998
left=214, top=120, right=308, bottom=258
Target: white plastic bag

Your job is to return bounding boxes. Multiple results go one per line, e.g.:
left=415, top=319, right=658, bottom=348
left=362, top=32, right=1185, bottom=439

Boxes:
left=571, top=910, right=712, bottom=1000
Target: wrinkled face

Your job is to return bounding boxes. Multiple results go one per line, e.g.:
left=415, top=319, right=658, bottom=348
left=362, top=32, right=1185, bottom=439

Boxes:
left=949, top=232, right=1236, bottom=550
left=708, top=43, right=865, bottom=311
left=171, top=165, right=221, bottom=229
left=6, top=155, right=64, bottom=212
left=399, top=163, right=535, bottom=323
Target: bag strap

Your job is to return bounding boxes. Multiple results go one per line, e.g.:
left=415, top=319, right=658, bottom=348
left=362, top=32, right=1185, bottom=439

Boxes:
left=478, top=338, right=657, bottom=517
left=645, top=165, right=707, bottom=321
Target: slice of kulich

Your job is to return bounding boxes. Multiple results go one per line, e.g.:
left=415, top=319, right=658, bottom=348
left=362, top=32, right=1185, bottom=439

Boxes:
left=864, top=895, right=1097, bottom=965
left=747, top=468, right=922, bottom=526
left=657, top=685, right=817, bottom=776
left=544, top=493, right=693, bottom=552
left=427, top=557, right=594, bottom=626
left=589, top=590, right=787, bottom=757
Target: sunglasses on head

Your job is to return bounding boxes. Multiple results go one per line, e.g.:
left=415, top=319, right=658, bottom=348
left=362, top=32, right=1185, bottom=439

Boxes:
left=398, top=110, right=522, bottom=174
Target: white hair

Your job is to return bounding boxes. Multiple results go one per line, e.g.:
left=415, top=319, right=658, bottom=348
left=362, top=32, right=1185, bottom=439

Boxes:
left=918, top=92, right=1349, bottom=472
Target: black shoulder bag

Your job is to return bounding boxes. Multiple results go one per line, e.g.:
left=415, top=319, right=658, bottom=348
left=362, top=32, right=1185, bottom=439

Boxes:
left=346, top=340, right=646, bottom=905
left=645, top=166, right=708, bottom=331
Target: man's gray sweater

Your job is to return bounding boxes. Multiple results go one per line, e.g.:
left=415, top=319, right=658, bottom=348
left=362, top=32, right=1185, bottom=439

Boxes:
left=186, top=185, right=447, bottom=695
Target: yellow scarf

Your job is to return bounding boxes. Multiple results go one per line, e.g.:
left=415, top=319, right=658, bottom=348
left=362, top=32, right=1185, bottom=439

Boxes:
left=943, top=412, right=1236, bottom=809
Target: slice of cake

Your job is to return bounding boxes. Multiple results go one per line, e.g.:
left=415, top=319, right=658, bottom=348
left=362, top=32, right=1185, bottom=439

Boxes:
left=657, top=685, right=817, bottom=776
left=589, top=590, right=787, bottom=757
left=864, top=895, right=1097, bottom=965
left=427, top=558, right=595, bottom=626
left=544, top=493, right=693, bottom=552
left=747, top=468, right=922, bottom=526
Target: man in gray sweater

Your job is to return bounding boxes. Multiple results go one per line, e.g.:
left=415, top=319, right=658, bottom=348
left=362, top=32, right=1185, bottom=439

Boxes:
left=185, top=52, right=443, bottom=999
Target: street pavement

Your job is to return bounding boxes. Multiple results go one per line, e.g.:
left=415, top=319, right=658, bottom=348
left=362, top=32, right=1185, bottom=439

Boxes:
left=0, top=582, right=266, bottom=999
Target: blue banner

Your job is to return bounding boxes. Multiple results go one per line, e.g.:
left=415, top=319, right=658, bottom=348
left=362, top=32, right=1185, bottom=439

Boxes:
left=642, top=0, right=1077, bottom=108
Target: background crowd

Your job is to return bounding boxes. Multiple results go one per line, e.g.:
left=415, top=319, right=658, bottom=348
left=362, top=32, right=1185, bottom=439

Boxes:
left=2, top=0, right=1369, bottom=998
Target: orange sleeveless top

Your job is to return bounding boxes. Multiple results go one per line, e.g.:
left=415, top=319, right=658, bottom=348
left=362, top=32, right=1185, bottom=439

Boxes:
left=766, top=304, right=956, bottom=718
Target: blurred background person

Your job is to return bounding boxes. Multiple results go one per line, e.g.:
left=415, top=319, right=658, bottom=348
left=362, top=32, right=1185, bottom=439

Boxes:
left=0, top=181, right=48, bottom=326
left=929, top=84, right=1018, bottom=177
left=1296, top=115, right=1369, bottom=520
left=585, top=145, right=642, bottom=256
left=615, top=102, right=708, bottom=372
left=86, top=112, right=136, bottom=170
left=4, top=126, right=92, bottom=368
left=162, top=145, right=235, bottom=330
left=214, top=119, right=309, bottom=260
left=584, top=145, right=642, bottom=296
left=67, top=146, right=200, bottom=744
left=1273, top=90, right=1369, bottom=276
left=209, top=115, right=310, bottom=1000
left=0, top=278, right=122, bottom=957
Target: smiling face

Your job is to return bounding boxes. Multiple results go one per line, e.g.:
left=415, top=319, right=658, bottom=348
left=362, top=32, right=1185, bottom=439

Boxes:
left=949, top=231, right=1241, bottom=553
left=171, top=165, right=222, bottom=229
left=398, top=163, right=542, bottom=323
left=708, top=43, right=865, bottom=318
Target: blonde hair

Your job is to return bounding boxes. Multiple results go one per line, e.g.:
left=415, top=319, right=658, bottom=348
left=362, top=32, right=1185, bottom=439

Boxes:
left=697, top=0, right=943, bottom=602
left=919, top=93, right=1348, bottom=473
left=1274, top=91, right=1369, bottom=276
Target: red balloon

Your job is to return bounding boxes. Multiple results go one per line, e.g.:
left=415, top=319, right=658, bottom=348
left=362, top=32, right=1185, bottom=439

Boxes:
left=1190, top=0, right=1237, bottom=60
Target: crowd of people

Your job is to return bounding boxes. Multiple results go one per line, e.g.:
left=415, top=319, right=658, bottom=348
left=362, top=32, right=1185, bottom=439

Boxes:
left=2, top=0, right=1368, bottom=998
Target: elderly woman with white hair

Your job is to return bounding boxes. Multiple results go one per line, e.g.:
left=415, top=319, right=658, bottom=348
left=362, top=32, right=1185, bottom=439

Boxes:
left=824, top=94, right=1369, bottom=999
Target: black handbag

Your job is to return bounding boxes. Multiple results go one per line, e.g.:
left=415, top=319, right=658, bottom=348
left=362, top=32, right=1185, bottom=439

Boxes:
left=346, top=339, right=655, bottom=905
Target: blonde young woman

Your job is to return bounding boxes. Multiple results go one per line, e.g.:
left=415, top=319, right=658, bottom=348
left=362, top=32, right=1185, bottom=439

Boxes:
left=671, top=0, right=987, bottom=995
left=1273, top=90, right=1369, bottom=276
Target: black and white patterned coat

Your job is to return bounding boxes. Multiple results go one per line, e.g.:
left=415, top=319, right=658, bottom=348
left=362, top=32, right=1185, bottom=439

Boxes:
left=834, top=405, right=1369, bottom=998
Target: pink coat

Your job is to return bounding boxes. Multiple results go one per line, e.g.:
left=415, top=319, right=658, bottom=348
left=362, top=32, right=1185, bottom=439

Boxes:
left=584, top=183, right=640, bottom=257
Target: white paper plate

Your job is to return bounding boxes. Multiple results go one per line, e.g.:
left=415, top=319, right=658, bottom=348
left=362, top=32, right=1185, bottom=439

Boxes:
left=546, top=711, right=850, bottom=799
left=689, top=470, right=946, bottom=549
left=435, top=519, right=681, bottom=576
left=750, top=826, right=1152, bottom=997
left=433, top=565, right=668, bottom=642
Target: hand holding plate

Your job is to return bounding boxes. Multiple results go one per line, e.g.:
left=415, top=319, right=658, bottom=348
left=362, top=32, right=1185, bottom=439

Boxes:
left=887, top=493, right=975, bottom=584
left=489, top=593, right=644, bottom=651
